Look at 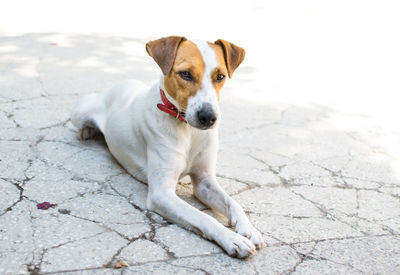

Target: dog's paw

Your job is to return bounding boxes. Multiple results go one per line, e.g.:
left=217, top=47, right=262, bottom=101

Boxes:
left=235, top=222, right=266, bottom=249
left=218, top=229, right=256, bottom=258
left=78, top=126, right=99, bottom=141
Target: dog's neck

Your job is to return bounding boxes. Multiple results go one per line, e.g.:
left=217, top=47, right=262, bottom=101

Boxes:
left=158, top=75, right=181, bottom=110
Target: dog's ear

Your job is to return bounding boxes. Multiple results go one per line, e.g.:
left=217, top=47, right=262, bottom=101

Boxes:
left=214, top=39, right=245, bottom=78
left=146, top=36, right=187, bottom=75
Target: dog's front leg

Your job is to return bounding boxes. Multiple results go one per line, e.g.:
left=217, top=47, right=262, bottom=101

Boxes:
left=146, top=155, right=256, bottom=258
left=191, top=173, right=266, bottom=249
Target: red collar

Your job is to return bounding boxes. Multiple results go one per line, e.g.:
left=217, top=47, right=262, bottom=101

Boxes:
left=157, top=89, right=187, bottom=123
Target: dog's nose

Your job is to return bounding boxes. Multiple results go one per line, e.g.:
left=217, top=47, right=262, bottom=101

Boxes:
left=197, top=103, right=217, bottom=128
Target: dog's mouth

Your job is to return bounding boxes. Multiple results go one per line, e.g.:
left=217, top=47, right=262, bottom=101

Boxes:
left=189, top=122, right=218, bottom=130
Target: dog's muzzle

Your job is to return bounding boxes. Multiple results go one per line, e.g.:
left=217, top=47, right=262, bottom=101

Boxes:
left=196, top=103, right=217, bottom=129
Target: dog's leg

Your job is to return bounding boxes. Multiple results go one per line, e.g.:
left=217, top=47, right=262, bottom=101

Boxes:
left=71, top=93, right=106, bottom=141
left=146, top=156, right=256, bottom=258
left=191, top=174, right=266, bottom=249
left=78, top=125, right=101, bottom=141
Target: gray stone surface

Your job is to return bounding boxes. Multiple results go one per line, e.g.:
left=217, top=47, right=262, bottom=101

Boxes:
left=1, top=32, right=400, bottom=275
left=118, top=239, right=169, bottom=265
left=155, top=225, right=222, bottom=257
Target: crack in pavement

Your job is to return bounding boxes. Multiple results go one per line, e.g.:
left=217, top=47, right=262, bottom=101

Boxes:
left=286, top=241, right=317, bottom=275
left=106, top=180, right=181, bottom=260
left=216, top=173, right=265, bottom=196
left=290, top=190, right=333, bottom=220
left=38, top=119, right=71, bottom=131
left=167, top=262, right=210, bottom=274
left=27, top=231, right=111, bottom=274
left=1, top=107, right=21, bottom=128
left=228, top=105, right=294, bottom=136
left=0, top=172, right=33, bottom=217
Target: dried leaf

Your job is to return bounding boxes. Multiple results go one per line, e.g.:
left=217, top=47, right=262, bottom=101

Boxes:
left=115, top=261, right=129, bottom=268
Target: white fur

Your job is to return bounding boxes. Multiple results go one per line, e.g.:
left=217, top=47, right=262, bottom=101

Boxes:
left=186, top=40, right=220, bottom=126
left=71, top=39, right=265, bottom=258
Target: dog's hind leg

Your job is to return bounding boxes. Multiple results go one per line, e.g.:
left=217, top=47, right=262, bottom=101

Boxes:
left=71, top=93, right=106, bottom=141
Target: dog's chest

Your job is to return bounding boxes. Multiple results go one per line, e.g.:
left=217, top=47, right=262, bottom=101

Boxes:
left=175, top=127, right=217, bottom=173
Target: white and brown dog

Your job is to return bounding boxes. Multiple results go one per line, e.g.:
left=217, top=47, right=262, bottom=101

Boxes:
left=71, top=36, right=265, bottom=258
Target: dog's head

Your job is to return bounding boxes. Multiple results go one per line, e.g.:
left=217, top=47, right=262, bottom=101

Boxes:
left=146, top=36, right=245, bottom=130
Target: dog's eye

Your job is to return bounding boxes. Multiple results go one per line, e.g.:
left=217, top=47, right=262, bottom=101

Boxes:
left=179, top=71, right=193, bottom=81
left=216, top=74, right=225, bottom=82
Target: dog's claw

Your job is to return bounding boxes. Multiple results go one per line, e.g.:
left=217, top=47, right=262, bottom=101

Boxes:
left=257, top=241, right=266, bottom=249
left=235, top=222, right=265, bottom=250
left=219, top=229, right=257, bottom=258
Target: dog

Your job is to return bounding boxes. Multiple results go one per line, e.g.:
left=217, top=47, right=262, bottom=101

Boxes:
left=71, top=36, right=265, bottom=258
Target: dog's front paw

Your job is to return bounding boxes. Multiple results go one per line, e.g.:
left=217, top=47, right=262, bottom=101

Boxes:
left=235, top=221, right=266, bottom=249
left=217, top=229, right=256, bottom=258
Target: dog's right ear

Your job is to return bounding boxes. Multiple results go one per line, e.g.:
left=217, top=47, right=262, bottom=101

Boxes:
left=146, top=36, right=186, bottom=75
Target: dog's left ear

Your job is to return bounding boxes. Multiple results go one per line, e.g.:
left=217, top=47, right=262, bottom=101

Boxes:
left=214, top=39, right=245, bottom=78
left=146, top=36, right=187, bottom=75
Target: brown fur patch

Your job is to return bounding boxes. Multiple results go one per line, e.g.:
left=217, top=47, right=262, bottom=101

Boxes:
left=214, top=39, right=246, bottom=78
left=163, top=39, right=237, bottom=108
left=208, top=42, right=229, bottom=100
left=164, top=40, right=205, bottom=110
left=146, top=36, right=186, bottom=75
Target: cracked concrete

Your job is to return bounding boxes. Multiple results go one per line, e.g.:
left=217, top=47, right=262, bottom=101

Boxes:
left=1, top=28, right=400, bottom=275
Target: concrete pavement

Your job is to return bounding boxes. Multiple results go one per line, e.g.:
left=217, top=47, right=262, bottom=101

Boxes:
left=1, top=33, right=400, bottom=274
